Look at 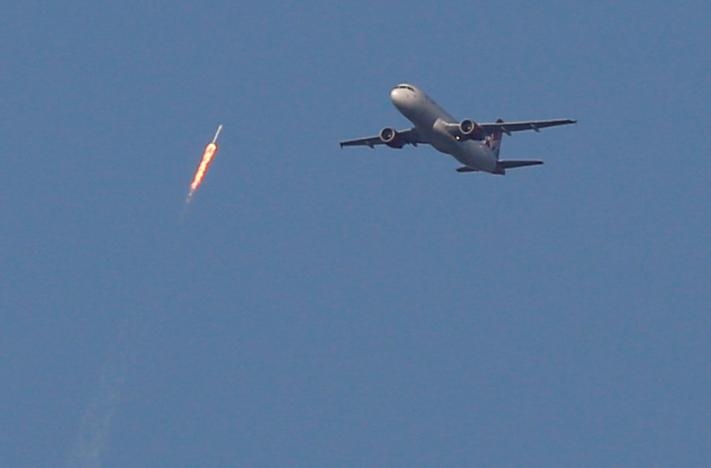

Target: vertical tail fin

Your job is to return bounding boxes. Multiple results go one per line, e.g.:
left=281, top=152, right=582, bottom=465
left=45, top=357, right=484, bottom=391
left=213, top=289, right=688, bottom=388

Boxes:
left=487, top=118, right=504, bottom=160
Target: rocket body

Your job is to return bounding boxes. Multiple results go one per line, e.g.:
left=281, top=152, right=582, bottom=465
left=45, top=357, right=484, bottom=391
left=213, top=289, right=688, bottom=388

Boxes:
left=186, top=124, right=224, bottom=203
left=212, top=124, right=223, bottom=144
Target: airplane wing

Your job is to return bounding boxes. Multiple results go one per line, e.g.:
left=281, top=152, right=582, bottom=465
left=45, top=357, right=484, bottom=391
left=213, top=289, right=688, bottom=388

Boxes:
left=478, top=119, right=577, bottom=135
left=339, top=127, right=422, bottom=149
left=441, top=118, right=576, bottom=141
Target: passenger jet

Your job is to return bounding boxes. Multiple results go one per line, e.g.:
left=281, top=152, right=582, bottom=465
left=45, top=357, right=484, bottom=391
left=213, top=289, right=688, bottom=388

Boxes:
left=340, top=83, right=576, bottom=174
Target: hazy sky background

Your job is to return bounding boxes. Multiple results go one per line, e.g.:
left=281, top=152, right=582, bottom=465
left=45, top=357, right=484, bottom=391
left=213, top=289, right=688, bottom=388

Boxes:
left=2, top=1, right=710, bottom=466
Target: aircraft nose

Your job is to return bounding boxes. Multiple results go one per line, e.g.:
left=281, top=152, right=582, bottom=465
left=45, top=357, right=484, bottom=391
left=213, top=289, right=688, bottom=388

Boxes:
left=390, top=87, right=407, bottom=108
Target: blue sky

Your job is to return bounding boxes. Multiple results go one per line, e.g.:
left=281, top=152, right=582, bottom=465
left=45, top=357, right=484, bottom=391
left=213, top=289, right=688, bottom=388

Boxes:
left=2, top=1, right=710, bottom=466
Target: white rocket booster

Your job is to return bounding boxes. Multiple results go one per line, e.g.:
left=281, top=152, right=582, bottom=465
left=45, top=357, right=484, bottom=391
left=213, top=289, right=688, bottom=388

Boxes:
left=211, top=124, right=223, bottom=144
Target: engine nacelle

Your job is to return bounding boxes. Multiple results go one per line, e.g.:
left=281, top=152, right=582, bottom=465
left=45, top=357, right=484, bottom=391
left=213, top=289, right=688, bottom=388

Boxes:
left=459, top=119, right=484, bottom=140
left=379, top=127, right=405, bottom=148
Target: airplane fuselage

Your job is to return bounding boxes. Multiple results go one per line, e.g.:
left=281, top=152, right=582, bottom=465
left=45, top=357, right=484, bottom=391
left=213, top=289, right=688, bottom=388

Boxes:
left=390, top=84, right=498, bottom=172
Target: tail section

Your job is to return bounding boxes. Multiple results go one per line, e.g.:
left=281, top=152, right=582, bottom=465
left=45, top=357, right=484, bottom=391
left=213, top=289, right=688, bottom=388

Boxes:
left=488, top=119, right=542, bottom=174
left=494, top=160, right=543, bottom=174
left=486, top=118, right=505, bottom=159
left=498, top=160, right=543, bottom=169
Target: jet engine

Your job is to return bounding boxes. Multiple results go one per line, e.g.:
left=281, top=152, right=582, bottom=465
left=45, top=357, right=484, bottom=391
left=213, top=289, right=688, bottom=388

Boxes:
left=379, top=127, right=405, bottom=148
left=459, top=119, right=483, bottom=140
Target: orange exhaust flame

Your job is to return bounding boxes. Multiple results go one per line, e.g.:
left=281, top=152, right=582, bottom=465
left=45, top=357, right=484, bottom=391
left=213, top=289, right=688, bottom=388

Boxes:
left=186, top=125, right=223, bottom=203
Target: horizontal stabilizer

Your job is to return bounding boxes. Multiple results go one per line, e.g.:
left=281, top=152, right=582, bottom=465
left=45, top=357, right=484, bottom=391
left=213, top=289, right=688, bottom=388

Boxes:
left=456, top=166, right=479, bottom=173
left=498, top=160, right=543, bottom=169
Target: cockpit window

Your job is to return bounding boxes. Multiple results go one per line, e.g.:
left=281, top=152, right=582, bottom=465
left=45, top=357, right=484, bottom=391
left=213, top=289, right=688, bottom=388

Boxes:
left=396, top=84, right=415, bottom=92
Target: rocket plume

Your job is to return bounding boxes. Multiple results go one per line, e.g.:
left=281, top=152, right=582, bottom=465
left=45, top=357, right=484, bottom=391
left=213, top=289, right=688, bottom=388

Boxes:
left=188, top=143, right=217, bottom=196
left=186, top=124, right=223, bottom=202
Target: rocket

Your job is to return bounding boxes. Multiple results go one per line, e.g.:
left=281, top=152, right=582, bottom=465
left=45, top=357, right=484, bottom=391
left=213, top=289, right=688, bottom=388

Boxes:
left=212, top=124, right=223, bottom=144
left=186, top=124, right=224, bottom=203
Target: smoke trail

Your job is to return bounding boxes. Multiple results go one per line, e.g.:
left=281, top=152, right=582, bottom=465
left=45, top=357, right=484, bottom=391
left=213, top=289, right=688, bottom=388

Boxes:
left=67, top=316, right=141, bottom=468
